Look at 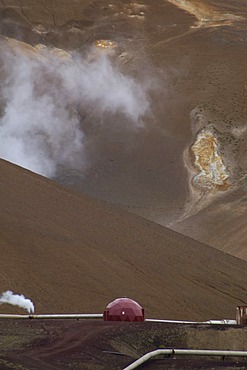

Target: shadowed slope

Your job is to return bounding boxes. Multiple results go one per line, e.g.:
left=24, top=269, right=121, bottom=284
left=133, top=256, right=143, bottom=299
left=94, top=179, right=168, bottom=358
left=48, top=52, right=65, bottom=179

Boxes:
left=1, top=159, right=247, bottom=320
left=172, top=187, right=247, bottom=260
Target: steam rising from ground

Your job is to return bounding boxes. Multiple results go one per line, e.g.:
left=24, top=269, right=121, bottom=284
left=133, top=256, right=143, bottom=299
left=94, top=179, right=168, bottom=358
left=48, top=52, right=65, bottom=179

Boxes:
left=0, top=46, right=150, bottom=177
left=0, top=290, right=34, bottom=313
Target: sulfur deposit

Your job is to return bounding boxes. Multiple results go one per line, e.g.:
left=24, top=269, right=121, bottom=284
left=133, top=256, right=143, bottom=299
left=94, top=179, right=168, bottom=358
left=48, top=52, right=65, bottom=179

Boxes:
left=191, top=129, right=229, bottom=191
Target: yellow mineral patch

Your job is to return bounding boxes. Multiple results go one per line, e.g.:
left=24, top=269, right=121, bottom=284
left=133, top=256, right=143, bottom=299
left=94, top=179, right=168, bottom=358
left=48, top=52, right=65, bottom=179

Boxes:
left=5, top=37, right=38, bottom=56
left=50, top=47, right=72, bottom=60
left=34, top=44, right=47, bottom=53
left=34, top=45, right=72, bottom=61
left=191, top=129, right=229, bottom=191
left=167, top=0, right=243, bottom=28
left=93, top=40, right=117, bottom=50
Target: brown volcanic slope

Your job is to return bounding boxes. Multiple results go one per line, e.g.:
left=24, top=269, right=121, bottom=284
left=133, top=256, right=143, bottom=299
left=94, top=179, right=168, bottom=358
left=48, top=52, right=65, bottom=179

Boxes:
left=0, top=0, right=246, bottom=260
left=172, top=188, right=247, bottom=260
left=0, top=0, right=247, bottom=298
left=1, top=159, right=247, bottom=321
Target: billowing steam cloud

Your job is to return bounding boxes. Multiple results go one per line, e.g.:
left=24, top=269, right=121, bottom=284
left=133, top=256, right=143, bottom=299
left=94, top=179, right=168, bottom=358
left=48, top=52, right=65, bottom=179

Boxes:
left=0, top=290, right=35, bottom=313
left=0, top=46, right=150, bottom=177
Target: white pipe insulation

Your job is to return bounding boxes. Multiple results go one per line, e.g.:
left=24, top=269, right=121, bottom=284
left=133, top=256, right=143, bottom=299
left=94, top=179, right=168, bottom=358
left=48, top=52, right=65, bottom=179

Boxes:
left=145, top=318, right=237, bottom=325
left=123, top=349, right=247, bottom=370
left=0, top=314, right=236, bottom=324
left=0, top=314, right=103, bottom=319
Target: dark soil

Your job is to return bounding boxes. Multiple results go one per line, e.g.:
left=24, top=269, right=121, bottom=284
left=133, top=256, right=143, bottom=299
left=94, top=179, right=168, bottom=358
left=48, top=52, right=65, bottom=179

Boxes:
left=1, top=319, right=247, bottom=369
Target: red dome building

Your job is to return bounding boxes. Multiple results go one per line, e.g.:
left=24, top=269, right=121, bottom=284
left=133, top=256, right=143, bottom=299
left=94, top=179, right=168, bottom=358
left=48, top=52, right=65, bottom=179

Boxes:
left=103, top=298, right=144, bottom=322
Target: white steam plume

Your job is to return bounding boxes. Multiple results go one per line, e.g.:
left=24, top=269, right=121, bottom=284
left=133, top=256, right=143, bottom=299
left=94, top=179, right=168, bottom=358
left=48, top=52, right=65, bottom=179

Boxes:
left=0, top=46, right=150, bottom=177
left=0, top=290, right=35, bottom=313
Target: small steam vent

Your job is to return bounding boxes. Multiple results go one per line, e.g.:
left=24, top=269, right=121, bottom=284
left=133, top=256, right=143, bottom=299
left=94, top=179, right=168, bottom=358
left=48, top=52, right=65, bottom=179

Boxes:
left=103, top=298, right=144, bottom=322
left=236, top=306, right=247, bottom=325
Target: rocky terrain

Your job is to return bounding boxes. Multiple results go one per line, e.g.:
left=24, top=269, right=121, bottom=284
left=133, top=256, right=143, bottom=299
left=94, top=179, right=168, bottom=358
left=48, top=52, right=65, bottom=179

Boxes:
left=1, top=319, right=247, bottom=370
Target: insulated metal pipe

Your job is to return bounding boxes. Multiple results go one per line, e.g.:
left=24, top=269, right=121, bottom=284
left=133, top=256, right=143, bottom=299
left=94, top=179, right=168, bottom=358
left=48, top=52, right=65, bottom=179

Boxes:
left=0, top=314, right=103, bottom=319
left=145, top=318, right=237, bottom=325
left=0, top=314, right=236, bottom=324
left=123, top=349, right=247, bottom=370
left=30, top=314, right=103, bottom=319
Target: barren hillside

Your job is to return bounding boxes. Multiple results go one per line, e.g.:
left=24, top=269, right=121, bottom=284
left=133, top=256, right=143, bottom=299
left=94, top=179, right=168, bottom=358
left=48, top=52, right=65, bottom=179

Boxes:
left=1, top=159, right=247, bottom=320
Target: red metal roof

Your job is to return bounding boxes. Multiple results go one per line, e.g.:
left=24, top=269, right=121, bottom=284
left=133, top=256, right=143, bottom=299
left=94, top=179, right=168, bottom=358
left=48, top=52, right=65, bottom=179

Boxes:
left=104, top=298, right=144, bottom=322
